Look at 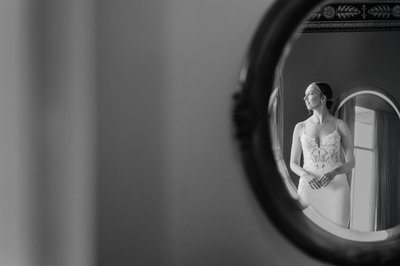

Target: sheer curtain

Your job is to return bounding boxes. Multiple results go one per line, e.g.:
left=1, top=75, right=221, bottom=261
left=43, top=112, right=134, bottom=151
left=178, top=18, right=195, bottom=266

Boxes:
left=337, top=98, right=355, bottom=185
left=375, top=110, right=400, bottom=230
left=269, top=67, right=299, bottom=198
left=269, top=67, right=284, bottom=165
left=273, top=65, right=284, bottom=151
left=337, top=99, right=355, bottom=229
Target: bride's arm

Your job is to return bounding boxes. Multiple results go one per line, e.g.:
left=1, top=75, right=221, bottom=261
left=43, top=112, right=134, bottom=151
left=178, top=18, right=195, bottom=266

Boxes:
left=320, top=120, right=355, bottom=186
left=290, top=122, right=321, bottom=189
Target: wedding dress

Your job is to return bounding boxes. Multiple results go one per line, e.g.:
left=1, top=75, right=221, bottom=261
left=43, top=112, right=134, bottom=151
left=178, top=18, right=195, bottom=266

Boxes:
left=297, top=124, right=350, bottom=228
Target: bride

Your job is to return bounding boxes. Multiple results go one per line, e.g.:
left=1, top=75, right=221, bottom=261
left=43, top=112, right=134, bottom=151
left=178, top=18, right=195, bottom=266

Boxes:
left=290, top=82, right=355, bottom=228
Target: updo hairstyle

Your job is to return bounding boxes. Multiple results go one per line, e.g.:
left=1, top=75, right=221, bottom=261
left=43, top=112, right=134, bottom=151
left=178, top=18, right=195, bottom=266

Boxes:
left=313, top=82, right=333, bottom=110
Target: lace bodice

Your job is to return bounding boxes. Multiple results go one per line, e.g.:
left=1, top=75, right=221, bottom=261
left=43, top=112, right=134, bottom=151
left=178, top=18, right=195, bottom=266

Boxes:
left=300, top=128, right=342, bottom=172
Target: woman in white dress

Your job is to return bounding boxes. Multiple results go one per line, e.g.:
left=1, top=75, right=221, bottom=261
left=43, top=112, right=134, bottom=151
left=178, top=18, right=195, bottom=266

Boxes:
left=290, top=82, right=355, bottom=228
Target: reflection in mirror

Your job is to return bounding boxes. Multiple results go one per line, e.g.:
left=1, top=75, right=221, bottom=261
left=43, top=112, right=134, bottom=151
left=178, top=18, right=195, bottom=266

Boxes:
left=269, top=0, right=400, bottom=241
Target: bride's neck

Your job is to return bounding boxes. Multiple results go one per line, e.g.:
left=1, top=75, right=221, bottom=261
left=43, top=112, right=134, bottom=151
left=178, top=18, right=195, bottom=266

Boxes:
left=312, top=108, right=330, bottom=124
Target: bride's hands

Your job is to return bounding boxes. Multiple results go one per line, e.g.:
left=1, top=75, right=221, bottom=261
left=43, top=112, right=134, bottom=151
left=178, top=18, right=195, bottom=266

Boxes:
left=319, top=172, right=335, bottom=187
left=302, top=174, right=322, bottom=190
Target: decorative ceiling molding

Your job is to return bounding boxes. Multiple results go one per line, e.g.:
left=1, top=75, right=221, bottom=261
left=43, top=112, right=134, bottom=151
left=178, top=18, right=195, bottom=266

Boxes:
left=302, top=0, right=400, bottom=32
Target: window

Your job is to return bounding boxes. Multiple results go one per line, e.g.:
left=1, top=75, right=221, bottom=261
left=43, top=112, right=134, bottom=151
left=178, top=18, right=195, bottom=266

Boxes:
left=350, top=106, right=377, bottom=231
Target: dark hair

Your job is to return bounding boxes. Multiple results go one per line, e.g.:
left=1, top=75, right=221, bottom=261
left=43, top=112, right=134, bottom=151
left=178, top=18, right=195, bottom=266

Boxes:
left=313, top=82, right=333, bottom=110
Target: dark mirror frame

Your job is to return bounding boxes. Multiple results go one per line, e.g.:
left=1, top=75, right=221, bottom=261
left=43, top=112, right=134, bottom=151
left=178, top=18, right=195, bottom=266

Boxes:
left=232, top=0, right=400, bottom=264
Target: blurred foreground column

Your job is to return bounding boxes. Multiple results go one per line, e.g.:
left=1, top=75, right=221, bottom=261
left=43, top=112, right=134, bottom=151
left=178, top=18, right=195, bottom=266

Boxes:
left=37, top=0, right=96, bottom=265
left=0, top=0, right=96, bottom=265
left=0, top=0, right=37, bottom=265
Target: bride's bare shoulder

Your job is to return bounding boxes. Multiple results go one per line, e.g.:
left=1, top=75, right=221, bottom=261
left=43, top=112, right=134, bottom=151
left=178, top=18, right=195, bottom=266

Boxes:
left=293, top=120, right=308, bottom=134
left=295, top=119, right=308, bottom=128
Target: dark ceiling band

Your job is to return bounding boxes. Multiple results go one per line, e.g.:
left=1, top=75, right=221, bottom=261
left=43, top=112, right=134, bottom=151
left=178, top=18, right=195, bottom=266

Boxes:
left=302, top=0, right=400, bottom=32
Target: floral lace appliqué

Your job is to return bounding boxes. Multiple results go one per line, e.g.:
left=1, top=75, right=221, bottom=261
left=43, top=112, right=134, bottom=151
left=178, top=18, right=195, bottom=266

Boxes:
left=301, top=130, right=342, bottom=171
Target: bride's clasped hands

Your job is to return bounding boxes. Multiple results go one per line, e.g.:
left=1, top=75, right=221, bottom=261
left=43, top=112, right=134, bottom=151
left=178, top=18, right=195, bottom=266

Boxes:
left=303, top=172, right=335, bottom=190
left=319, top=172, right=336, bottom=187
left=302, top=173, right=322, bottom=190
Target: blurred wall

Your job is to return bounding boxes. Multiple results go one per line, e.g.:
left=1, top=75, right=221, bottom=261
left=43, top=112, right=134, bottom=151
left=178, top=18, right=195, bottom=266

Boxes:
left=95, top=0, right=331, bottom=265
left=282, top=32, right=400, bottom=185
left=3, top=0, right=348, bottom=265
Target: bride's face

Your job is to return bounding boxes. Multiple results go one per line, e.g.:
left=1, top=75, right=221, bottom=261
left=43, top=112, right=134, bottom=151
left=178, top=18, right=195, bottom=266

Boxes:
left=304, top=85, right=323, bottom=110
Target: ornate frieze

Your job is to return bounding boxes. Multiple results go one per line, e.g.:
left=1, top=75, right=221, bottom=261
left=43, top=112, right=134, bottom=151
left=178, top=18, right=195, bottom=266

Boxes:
left=302, top=0, right=400, bottom=32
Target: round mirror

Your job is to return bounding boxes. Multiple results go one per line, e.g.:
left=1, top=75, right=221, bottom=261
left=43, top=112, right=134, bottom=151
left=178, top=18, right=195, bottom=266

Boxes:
left=233, top=0, right=400, bottom=264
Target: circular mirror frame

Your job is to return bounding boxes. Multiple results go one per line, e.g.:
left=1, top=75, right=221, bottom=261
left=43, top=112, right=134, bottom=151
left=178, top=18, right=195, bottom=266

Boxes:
left=232, top=0, right=400, bottom=264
